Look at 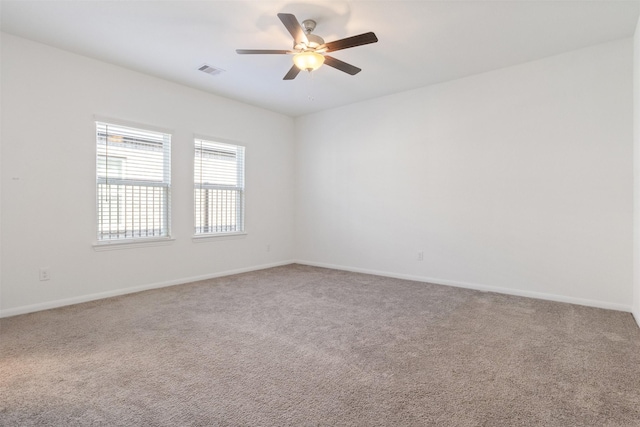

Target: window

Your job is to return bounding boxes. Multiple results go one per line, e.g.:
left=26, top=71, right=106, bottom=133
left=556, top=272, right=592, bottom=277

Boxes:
left=96, top=122, right=171, bottom=242
left=194, top=138, right=245, bottom=235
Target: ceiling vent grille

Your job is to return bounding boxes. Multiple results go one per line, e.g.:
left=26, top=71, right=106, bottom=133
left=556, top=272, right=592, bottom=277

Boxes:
left=198, top=64, right=225, bottom=76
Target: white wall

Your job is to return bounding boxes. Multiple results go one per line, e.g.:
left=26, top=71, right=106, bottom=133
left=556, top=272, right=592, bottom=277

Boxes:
left=2, top=33, right=635, bottom=317
left=0, top=34, right=296, bottom=316
left=634, top=16, right=640, bottom=327
left=295, top=39, right=634, bottom=311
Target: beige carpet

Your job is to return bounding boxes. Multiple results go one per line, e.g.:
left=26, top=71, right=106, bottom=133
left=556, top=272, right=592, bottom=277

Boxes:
left=1, top=264, right=639, bottom=426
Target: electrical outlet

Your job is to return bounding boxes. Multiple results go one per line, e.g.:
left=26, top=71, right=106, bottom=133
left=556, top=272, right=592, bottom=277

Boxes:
left=39, top=268, right=51, bottom=281
left=266, top=244, right=271, bottom=252
left=417, top=251, right=424, bottom=261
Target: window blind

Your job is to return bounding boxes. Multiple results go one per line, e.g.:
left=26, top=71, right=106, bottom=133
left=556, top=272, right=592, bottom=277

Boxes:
left=194, top=139, right=245, bottom=235
left=96, top=122, right=171, bottom=241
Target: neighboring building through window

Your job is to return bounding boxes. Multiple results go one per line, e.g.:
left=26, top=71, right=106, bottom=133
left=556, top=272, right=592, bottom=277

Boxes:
left=194, top=138, right=245, bottom=235
left=96, top=121, right=171, bottom=242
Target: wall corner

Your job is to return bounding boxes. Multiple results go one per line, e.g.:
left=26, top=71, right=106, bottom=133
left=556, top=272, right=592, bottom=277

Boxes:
left=633, top=14, right=640, bottom=329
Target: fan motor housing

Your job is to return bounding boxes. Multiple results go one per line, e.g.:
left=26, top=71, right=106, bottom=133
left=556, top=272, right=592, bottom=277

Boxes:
left=295, top=34, right=325, bottom=50
left=307, top=34, right=324, bottom=49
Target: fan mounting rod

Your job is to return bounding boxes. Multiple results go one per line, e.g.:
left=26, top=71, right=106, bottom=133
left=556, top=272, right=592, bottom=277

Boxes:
left=302, top=19, right=316, bottom=34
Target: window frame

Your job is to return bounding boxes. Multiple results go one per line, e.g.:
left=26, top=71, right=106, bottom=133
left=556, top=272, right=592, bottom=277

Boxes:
left=94, top=118, right=173, bottom=248
left=193, top=136, right=246, bottom=239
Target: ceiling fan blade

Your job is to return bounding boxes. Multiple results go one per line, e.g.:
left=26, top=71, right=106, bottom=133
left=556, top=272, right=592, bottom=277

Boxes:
left=323, top=32, right=378, bottom=52
left=323, top=56, right=361, bottom=75
left=236, top=49, right=293, bottom=55
left=283, top=65, right=301, bottom=80
left=278, top=13, right=308, bottom=46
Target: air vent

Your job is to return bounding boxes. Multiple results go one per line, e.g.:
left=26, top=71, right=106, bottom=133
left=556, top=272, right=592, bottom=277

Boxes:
left=198, top=64, right=225, bottom=76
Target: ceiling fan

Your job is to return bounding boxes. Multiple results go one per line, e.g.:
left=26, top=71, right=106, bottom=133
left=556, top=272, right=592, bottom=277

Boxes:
left=236, top=13, right=378, bottom=80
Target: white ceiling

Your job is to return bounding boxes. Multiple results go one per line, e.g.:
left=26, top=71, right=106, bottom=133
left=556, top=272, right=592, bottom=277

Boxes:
left=1, top=1, right=639, bottom=117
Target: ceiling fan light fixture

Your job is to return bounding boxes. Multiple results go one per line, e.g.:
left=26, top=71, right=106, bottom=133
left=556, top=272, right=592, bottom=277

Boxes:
left=293, top=51, right=325, bottom=71
left=236, top=13, right=378, bottom=80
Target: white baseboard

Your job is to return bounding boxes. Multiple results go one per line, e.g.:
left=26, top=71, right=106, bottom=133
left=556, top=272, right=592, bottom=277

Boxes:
left=294, top=260, right=633, bottom=313
left=0, top=260, right=295, bottom=318
left=3, top=259, right=634, bottom=319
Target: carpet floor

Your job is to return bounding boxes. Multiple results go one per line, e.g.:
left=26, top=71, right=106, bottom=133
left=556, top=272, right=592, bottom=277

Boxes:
left=1, top=264, right=640, bottom=426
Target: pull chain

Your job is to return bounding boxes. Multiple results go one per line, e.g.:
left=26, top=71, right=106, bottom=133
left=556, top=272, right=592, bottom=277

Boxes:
left=306, top=70, right=316, bottom=102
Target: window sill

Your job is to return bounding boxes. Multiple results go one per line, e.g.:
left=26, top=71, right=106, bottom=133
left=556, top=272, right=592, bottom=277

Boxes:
left=192, top=232, right=247, bottom=243
left=93, top=237, right=175, bottom=251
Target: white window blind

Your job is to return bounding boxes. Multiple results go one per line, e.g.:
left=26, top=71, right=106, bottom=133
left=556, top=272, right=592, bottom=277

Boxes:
left=96, top=122, right=171, bottom=241
left=194, top=139, right=245, bottom=235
